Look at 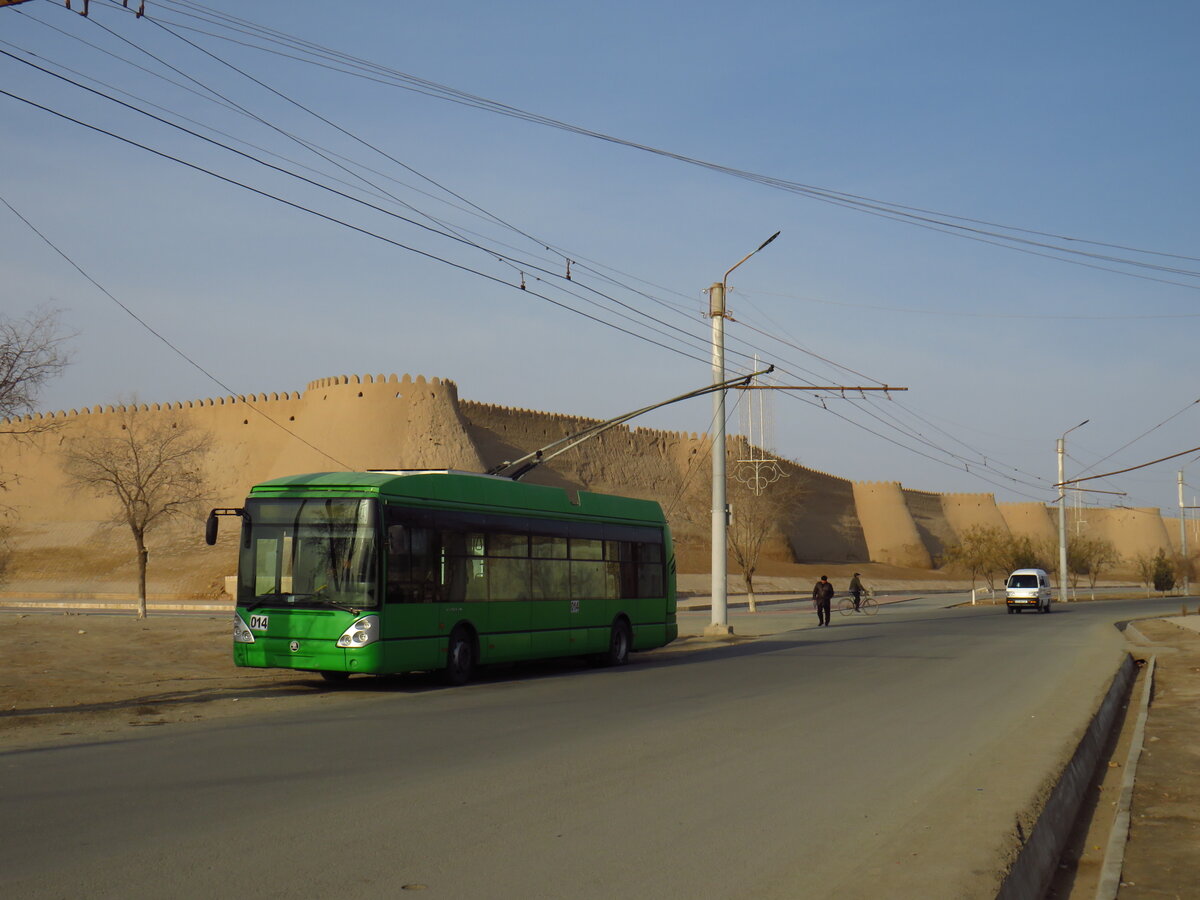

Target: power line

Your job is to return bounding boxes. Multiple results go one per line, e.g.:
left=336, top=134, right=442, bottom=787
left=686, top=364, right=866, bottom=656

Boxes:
left=747, top=289, right=1200, bottom=321
left=1075, top=398, right=1200, bottom=478
left=2, top=73, right=1055, bottom=501
left=110, top=0, right=1200, bottom=287
left=4, top=2, right=1136, bottom=502
left=0, top=84, right=716, bottom=369
left=0, top=73, right=1052, bottom=506
left=0, top=192, right=351, bottom=469
left=18, top=5, right=730, bottom=362
left=1, top=50, right=724, bottom=363
left=78, top=1, right=707, bottom=327
left=1061, top=444, right=1200, bottom=487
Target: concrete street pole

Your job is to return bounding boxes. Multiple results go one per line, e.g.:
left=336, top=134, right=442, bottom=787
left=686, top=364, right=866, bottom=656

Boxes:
left=1057, top=438, right=1067, bottom=603
left=707, top=282, right=730, bottom=635
left=1180, top=470, right=1189, bottom=596
left=1057, top=420, right=1088, bottom=603
left=706, top=232, right=779, bottom=636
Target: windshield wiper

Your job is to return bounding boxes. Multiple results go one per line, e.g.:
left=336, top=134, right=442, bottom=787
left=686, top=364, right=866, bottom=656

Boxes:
left=315, top=597, right=362, bottom=614
left=244, top=592, right=292, bottom=613
left=245, top=592, right=364, bottom=615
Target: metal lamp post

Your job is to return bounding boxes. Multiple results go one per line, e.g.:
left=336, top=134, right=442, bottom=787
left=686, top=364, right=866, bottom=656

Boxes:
left=706, top=231, right=779, bottom=636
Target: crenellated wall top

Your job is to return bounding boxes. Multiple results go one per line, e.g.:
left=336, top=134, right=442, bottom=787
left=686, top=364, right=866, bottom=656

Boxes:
left=462, top=398, right=606, bottom=425
left=304, top=373, right=457, bottom=391
left=1, top=372, right=477, bottom=426
left=0, top=391, right=309, bottom=424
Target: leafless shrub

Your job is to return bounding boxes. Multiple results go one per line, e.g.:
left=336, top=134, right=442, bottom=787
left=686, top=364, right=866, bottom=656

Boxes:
left=62, top=404, right=213, bottom=618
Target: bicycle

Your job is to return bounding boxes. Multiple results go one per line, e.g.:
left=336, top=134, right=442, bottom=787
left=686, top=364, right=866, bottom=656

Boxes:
left=838, top=591, right=878, bottom=616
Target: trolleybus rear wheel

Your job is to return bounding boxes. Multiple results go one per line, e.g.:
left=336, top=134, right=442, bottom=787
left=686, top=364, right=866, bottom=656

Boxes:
left=602, top=620, right=632, bottom=666
left=444, top=627, right=476, bottom=686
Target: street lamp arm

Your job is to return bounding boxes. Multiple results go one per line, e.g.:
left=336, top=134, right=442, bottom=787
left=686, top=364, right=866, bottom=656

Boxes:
left=1062, top=418, right=1090, bottom=439
left=724, top=230, right=781, bottom=286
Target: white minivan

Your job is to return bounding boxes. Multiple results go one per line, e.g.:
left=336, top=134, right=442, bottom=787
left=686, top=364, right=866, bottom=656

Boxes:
left=1005, top=568, right=1052, bottom=614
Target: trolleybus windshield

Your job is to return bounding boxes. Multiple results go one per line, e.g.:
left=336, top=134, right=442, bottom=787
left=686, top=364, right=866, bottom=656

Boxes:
left=240, top=498, right=379, bottom=611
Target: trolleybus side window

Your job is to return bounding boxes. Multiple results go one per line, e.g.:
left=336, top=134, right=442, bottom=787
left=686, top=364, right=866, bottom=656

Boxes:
left=385, top=510, right=437, bottom=604
left=381, top=504, right=666, bottom=604
left=565, top=521, right=601, bottom=600
left=637, top=541, right=665, bottom=598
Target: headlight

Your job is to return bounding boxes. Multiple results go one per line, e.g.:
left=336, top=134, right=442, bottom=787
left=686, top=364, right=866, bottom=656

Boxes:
left=337, top=615, right=380, bottom=648
left=233, top=614, right=256, bottom=644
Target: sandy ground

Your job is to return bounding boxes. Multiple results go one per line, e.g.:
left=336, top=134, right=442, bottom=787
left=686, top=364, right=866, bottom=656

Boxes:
left=2, top=610, right=1197, bottom=897
left=0, top=614, right=357, bottom=749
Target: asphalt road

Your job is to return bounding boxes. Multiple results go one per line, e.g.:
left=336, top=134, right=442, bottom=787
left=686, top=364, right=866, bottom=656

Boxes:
left=0, top=596, right=1181, bottom=899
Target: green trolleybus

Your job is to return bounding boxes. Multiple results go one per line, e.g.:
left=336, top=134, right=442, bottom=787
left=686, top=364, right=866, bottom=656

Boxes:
left=206, top=470, right=677, bottom=684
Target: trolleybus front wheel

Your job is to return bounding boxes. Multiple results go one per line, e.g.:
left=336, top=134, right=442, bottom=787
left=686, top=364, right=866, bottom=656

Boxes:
left=320, top=670, right=351, bottom=685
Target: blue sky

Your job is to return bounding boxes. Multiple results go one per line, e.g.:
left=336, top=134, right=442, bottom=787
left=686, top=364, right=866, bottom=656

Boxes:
left=2, top=0, right=1199, bottom=513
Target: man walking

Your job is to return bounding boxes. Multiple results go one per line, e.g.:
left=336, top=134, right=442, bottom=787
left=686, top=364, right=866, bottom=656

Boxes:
left=812, top=575, right=835, bottom=626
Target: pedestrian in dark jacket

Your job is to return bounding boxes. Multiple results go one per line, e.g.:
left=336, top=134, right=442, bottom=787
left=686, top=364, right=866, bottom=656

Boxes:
left=812, top=575, right=835, bottom=626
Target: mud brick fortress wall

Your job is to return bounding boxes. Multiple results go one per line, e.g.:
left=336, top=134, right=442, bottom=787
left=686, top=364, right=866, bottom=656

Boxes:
left=0, top=373, right=1182, bottom=598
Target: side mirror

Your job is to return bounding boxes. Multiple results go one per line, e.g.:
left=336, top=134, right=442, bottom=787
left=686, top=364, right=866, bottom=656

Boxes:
left=206, top=508, right=250, bottom=547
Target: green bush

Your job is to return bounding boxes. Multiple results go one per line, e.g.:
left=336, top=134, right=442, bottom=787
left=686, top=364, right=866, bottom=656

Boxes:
left=1152, top=549, right=1176, bottom=593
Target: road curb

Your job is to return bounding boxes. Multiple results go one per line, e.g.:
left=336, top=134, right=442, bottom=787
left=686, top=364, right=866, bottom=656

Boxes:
left=676, top=594, right=924, bottom=612
left=1095, top=654, right=1155, bottom=898
left=996, top=654, right=1139, bottom=900
left=0, top=600, right=231, bottom=613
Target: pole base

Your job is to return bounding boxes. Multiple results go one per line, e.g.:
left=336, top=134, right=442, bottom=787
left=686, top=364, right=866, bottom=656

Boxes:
left=704, top=623, right=734, bottom=637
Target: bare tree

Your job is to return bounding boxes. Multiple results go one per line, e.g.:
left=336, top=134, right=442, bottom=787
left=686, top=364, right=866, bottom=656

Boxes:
left=0, top=308, right=69, bottom=583
left=63, top=405, right=212, bottom=618
left=942, top=525, right=1013, bottom=592
left=1068, top=534, right=1121, bottom=600
left=1, top=308, right=69, bottom=486
left=1132, top=552, right=1155, bottom=598
left=727, top=475, right=800, bottom=612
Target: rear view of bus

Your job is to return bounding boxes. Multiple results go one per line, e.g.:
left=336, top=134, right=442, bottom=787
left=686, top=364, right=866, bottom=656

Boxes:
left=207, top=471, right=677, bottom=684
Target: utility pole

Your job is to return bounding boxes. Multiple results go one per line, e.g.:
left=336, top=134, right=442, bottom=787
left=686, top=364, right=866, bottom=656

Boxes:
left=1058, top=420, right=1088, bottom=603
left=702, top=234, right=906, bottom=633
left=706, top=232, right=778, bottom=636
left=1181, top=470, right=1191, bottom=597
left=708, top=278, right=730, bottom=635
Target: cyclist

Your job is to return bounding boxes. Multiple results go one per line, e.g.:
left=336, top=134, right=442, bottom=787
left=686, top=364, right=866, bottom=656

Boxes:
left=848, top=572, right=866, bottom=612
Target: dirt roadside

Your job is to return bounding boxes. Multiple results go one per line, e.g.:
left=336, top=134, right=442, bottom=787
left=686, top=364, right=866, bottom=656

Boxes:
left=1112, top=619, right=1200, bottom=898
left=2, top=611, right=1198, bottom=898
left=0, top=614, right=371, bottom=749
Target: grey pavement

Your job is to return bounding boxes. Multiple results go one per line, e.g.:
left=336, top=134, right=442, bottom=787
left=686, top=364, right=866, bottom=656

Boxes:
left=675, top=591, right=963, bottom=636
